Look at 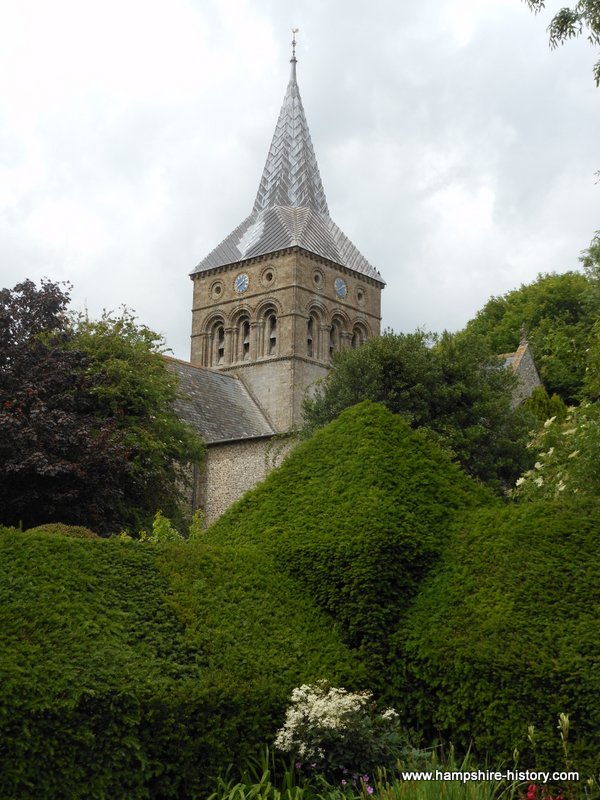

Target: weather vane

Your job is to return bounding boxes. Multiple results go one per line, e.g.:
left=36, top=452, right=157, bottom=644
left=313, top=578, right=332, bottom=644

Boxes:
left=291, top=27, right=299, bottom=60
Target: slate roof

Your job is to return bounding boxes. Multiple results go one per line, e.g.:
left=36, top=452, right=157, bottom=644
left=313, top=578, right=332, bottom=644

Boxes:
left=192, top=55, right=383, bottom=284
left=166, top=357, right=274, bottom=444
left=500, top=340, right=529, bottom=372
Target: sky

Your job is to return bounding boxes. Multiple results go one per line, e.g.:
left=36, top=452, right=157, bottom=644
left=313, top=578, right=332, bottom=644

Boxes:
left=1, top=0, right=599, bottom=360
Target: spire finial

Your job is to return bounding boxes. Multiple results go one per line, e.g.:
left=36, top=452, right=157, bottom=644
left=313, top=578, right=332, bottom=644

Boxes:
left=290, top=27, right=299, bottom=79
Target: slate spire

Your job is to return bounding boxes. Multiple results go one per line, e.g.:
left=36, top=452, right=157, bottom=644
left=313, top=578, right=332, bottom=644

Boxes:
left=252, top=34, right=329, bottom=216
left=192, top=38, right=383, bottom=283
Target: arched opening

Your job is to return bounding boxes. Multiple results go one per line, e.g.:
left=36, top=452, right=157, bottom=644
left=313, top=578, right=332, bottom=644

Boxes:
left=266, top=311, right=277, bottom=356
left=242, top=318, right=251, bottom=360
left=329, top=317, right=343, bottom=358
left=307, top=307, right=324, bottom=359
left=234, top=313, right=251, bottom=362
left=211, top=320, right=225, bottom=366
left=307, top=315, right=315, bottom=357
left=351, top=324, right=368, bottom=349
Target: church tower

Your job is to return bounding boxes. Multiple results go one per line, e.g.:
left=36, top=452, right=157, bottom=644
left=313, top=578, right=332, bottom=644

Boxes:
left=190, top=36, right=384, bottom=432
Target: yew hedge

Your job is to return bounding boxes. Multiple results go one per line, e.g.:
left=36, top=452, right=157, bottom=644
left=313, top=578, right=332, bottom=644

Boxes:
left=395, top=500, right=600, bottom=778
left=0, top=527, right=359, bottom=798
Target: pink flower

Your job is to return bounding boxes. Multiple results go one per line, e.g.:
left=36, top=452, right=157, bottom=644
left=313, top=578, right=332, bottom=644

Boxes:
left=366, top=786, right=374, bottom=795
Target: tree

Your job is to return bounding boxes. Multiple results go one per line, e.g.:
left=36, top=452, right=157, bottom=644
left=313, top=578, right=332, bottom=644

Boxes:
left=524, top=0, right=600, bottom=86
left=302, top=331, right=533, bottom=491
left=513, top=401, right=600, bottom=499
left=67, top=308, right=205, bottom=530
left=579, top=228, right=600, bottom=276
left=460, top=270, right=599, bottom=403
left=0, top=280, right=204, bottom=533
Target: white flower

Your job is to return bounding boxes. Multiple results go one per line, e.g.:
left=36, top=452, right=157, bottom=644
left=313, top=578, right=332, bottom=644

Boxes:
left=382, top=708, right=399, bottom=720
left=567, top=450, right=580, bottom=459
left=562, top=428, right=577, bottom=436
left=544, top=416, right=556, bottom=428
left=534, top=461, right=543, bottom=470
left=515, top=477, right=525, bottom=487
left=535, top=477, right=544, bottom=487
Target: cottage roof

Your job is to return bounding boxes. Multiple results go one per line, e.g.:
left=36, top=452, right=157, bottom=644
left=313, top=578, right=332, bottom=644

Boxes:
left=166, top=357, right=275, bottom=444
left=191, top=46, right=383, bottom=284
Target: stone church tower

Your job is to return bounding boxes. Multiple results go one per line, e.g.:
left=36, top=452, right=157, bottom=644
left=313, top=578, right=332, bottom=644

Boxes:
left=189, top=39, right=384, bottom=433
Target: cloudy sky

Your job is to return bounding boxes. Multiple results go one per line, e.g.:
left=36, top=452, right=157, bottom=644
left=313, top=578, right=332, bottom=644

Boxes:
left=1, top=0, right=598, bottom=359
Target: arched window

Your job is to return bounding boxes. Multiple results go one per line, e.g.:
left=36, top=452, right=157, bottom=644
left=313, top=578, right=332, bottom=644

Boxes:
left=242, top=318, right=251, bottom=360
left=266, top=311, right=277, bottom=356
left=307, top=308, right=323, bottom=359
left=234, top=314, right=251, bottom=362
left=211, top=320, right=225, bottom=366
left=307, top=316, right=314, bottom=357
left=351, top=324, right=368, bottom=349
left=329, top=318, right=342, bottom=358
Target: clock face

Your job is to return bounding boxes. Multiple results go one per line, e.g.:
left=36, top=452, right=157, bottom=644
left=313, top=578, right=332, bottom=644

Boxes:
left=334, top=277, right=347, bottom=299
left=234, top=273, right=249, bottom=294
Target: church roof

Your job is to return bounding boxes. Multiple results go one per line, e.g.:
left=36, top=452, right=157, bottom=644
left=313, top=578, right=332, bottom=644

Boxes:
left=166, top=357, right=275, bottom=444
left=192, top=50, right=383, bottom=284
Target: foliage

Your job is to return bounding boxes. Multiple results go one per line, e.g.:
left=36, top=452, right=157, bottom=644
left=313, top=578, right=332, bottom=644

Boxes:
left=188, top=508, right=205, bottom=541
left=302, top=331, right=532, bottom=492
left=524, top=0, right=600, bottom=86
left=460, top=270, right=599, bottom=404
left=579, top=230, right=600, bottom=279
left=0, top=281, right=128, bottom=532
left=522, top=386, right=568, bottom=423
left=395, top=500, right=600, bottom=778
left=206, top=402, right=492, bottom=689
left=513, top=402, right=600, bottom=500
left=0, top=277, right=70, bottom=353
left=25, top=522, right=100, bottom=539
left=0, top=526, right=359, bottom=798
left=0, top=279, right=205, bottom=534
left=582, top=328, right=600, bottom=402
left=274, top=681, right=416, bottom=785
left=207, top=746, right=591, bottom=800
left=580, top=234, right=600, bottom=400
left=149, top=509, right=183, bottom=542
left=68, top=309, right=205, bottom=530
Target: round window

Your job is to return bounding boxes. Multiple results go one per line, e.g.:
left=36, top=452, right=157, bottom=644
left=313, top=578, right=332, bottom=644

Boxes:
left=261, top=267, right=275, bottom=286
left=210, top=281, right=224, bottom=299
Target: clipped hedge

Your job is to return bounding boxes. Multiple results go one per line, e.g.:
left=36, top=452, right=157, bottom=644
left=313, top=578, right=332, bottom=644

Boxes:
left=206, top=402, right=492, bottom=679
left=26, top=522, right=101, bottom=539
left=395, top=500, right=600, bottom=777
left=0, top=528, right=360, bottom=798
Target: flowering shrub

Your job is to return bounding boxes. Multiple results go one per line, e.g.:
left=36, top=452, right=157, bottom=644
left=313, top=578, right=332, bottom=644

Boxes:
left=525, top=784, right=565, bottom=800
left=512, top=403, right=600, bottom=500
left=274, top=681, right=416, bottom=785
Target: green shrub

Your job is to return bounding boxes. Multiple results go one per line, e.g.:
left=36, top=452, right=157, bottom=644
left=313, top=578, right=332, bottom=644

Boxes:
left=274, top=681, right=418, bottom=785
left=25, top=522, right=100, bottom=539
left=513, top=401, right=600, bottom=501
left=150, top=509, right=182, bottom=542
left=0, top=528, right=359, bottom=798
left=395, top=500, right=600, bottom=778
left=206, top=402, right=492, bottom=684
